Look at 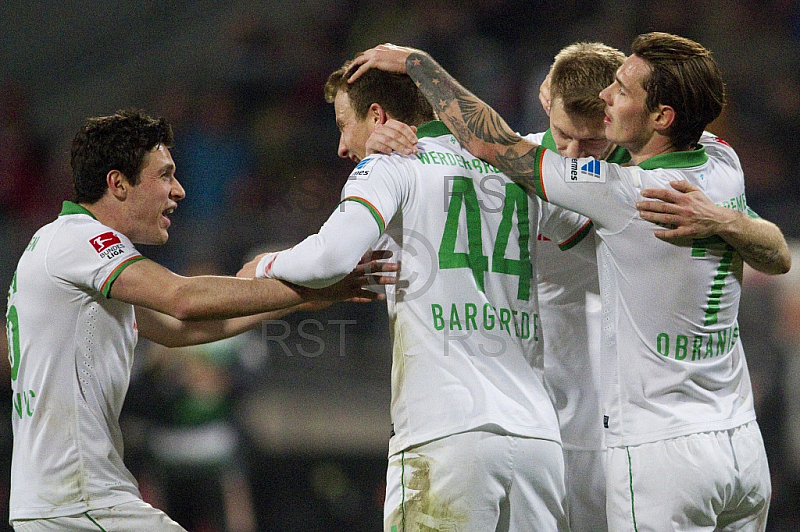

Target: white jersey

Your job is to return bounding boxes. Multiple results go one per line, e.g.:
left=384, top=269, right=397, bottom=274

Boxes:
left=524, top=131, right=606, bottom=451
left=266, top=121, right=593, bottom=455
left=528, top=133, right=756, bottom=447
left=6, top=202, right=145, bottom=520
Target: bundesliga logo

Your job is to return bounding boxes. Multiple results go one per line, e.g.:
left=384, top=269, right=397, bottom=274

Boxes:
left=89, top=232, right=126, bottom=259
left=90, top=232, right=121, bottom=252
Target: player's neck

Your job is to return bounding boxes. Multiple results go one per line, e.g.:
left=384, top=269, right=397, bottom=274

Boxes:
left=627, top=134, right=675, bottom=166
left=80, top=199, right=128, bottom=238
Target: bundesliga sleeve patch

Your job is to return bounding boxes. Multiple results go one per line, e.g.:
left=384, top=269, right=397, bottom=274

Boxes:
left=89, top=231, right=128, bottom=260
left=565, top=158, right=606, bottom=184
left=713, top=136, right=731, bottom=147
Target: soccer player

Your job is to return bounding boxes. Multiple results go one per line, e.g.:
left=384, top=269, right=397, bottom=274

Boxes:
left=239, top=58, right=601, bottom=531
left=349, top=33, right=790, bottom=530
left=528, top=43, right=627, bottom=532
left=366, top=39, right=791, bottom=531
left=5, top=109, right=395, bottom=531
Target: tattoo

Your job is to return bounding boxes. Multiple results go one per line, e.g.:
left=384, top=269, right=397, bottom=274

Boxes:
left=405, top=51, right=540, bottom=196
left=496, top=147, right=540, bottom=195
left=738, top=241, right=780, bottom=267
left=407, top=53, right=472, bottom=140
left=458, top=97, right=519, bottom=147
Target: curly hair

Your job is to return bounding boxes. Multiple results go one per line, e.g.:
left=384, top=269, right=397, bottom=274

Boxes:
left=70, top=109, right=174, bottom=204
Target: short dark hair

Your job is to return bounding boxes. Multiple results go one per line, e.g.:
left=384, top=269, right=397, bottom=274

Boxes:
left=324, top=60, right=435, bottom=126
left=550, top=42, right=625, bottom=123
left=632, top=32, right=725, bottom=151
left=70, top=109, right=174, bottom=204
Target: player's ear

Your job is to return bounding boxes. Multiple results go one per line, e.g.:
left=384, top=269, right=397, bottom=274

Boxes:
left=107, top=170, right=129, bottom=200
left=369, top=103, right=388, bottom=125
left=652, top=104, right=675, bottom=132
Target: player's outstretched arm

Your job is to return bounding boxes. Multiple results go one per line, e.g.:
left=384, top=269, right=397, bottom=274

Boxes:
left=637, top=180, right=791, bottom=274
left=110, top=253, right=393, bottom=323
left=240, top=248, right=397, bottom=290
left=111, top=259, right=311, bottom=320
left=134, top=304, right=300, bottom=348
left=133, top=251, right=395, bottom=347
left=242, top=202, right=396, bottom=290
left=349, top=44, right=543, bottom=197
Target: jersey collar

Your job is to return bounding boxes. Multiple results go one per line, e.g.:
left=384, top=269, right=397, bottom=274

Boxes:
left=59, top=200, right=97, bottom=219
left=541, top=129, right=557, bottom=151
left=637, top=145, right=708, bottom=170
left=416, top=120, right=452, bottom=139
left=605, top=145, right=631, bottom=165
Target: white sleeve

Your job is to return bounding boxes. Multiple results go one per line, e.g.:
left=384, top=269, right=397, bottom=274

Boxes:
left=262, top=202, right=382, bottom=289
left=563, top=228, right=597, bottom=265
left=535, top=147, right=636, bottom=232
left=48, top=221, right=144, bottom=298
left=538, top=199, right=593, bottom=250
left=258, top=154, right=406, bottom=289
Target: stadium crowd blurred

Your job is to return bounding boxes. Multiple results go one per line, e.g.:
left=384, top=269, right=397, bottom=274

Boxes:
left=2, top=1, right=799, bottom=530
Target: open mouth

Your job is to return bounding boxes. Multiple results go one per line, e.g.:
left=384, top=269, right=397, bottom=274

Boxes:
left=161, top=207, right=176, bottom=225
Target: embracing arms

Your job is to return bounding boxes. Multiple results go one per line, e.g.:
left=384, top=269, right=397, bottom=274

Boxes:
left=637, top=181, right=791, bottom=274
left=349, top=44, right=543, bottom=197
left=352, top=45, right=790, bottom=276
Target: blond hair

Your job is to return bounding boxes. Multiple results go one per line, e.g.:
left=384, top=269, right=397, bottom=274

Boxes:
left=550, top=42, right=625, bottom=122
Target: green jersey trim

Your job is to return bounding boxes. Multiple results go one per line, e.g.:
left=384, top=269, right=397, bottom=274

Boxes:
left=101, top=256, right=145, bottom=298
left=559, top=220, right=594, bottom=251
left=60, top=201, right=97, bottom=219
left=400, top=450, right=407, bottom=531
left=638, top=145, right=708, bottom=170
left=541, top=129, right=557, bottom=151
left=530, top=146, right=548, bottom=201
left=606, top=145, right=631, bottom=165
left=416, top=120, right=451, bottom=139
left=339, top=196, right=386, bottom=234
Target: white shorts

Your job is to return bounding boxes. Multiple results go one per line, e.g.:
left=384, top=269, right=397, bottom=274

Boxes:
left=563, top=448, right=607, bottom=532
left=606, top=421, right=771, bottom=531
left=384, top=430, right=568, bottom=532
left=12, top=500, right=187, bottom=532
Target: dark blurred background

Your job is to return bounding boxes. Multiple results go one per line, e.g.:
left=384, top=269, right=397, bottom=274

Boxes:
left=1, top=1, right=799, bottom=530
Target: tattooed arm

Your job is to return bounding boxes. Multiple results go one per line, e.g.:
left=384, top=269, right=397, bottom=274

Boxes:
left=349, top=44, right=544, bottom=197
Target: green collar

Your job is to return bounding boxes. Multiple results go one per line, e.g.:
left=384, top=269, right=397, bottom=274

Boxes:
left=416, top=120, right=452, bottom=139
left=541, top=128, right=631, bottom=165
left=638, top=145, right=708, bottom=170
left=606, top=145, right=631, bottom=165
left=541, top=129, right=557, bottom=151
left=59, top=201, right=96, bottom=219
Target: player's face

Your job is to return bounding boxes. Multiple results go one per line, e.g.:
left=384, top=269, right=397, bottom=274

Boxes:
left=549, top=97, right=613, bottom=159
left=599, top=54, right=655, bottom=152
left=125, top=144, right=184, bottom=245
left=334, top=90, right=374, bottom=163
